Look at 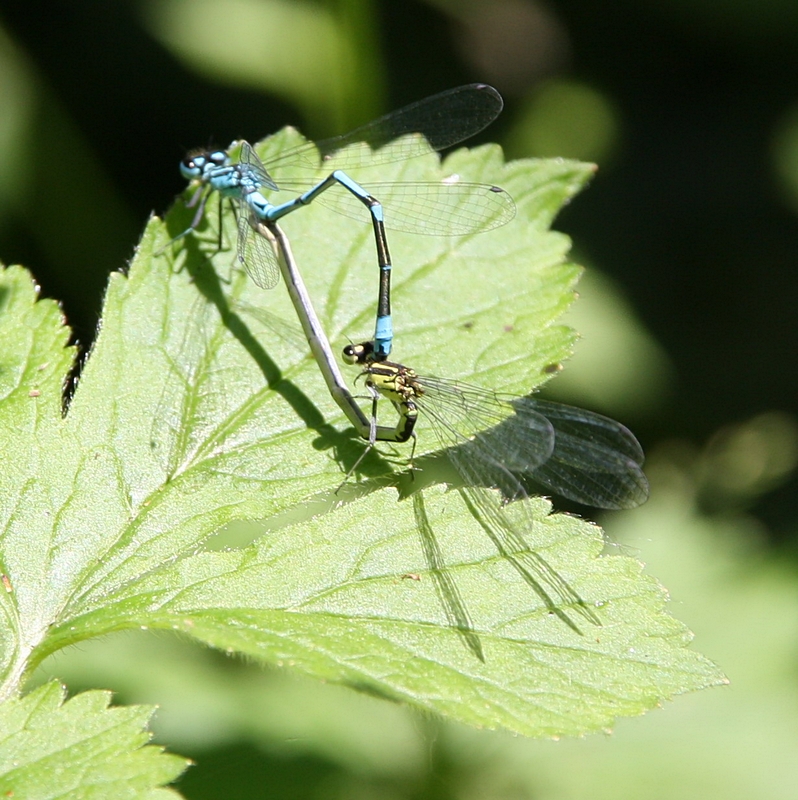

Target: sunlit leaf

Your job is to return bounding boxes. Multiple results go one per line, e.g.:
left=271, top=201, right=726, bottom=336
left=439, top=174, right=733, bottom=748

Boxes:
left=0, top=133, right=724, bottom=753
left=0, top=681, right=187, bottom=798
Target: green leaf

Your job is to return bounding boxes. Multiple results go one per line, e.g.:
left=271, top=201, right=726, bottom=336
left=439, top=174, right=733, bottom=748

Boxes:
left=0, top=131, right=725, bottom=744
left=0, top=681, right=188, bottom=798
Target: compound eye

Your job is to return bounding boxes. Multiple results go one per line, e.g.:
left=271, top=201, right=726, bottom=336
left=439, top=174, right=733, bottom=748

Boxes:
left=181, top=148, right=220, bottom=179
left=181, top=154, right=204, bottom=171
left=209, top=150, right=227, bottom=166
left=342, top=344, right=358, bottom=364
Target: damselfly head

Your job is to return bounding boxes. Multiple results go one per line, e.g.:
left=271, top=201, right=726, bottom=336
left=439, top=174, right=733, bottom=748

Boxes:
left=342, top=341, right=376, bottom=365
left=180, top=149, right=229, bottom=181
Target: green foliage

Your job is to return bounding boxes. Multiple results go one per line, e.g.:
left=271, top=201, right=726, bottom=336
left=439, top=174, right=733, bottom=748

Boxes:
left=145, top=0, right=386, bottom=132
left=0, top=681, right=187, bottom=798
left=0, top=133, right=724, bottom=792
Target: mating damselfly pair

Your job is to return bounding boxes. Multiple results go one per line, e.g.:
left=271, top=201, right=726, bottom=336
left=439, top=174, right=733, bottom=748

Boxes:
left=163, top=83, right=648, bottom=634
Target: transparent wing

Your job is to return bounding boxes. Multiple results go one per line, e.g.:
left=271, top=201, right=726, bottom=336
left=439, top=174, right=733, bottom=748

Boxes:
left=414, top=375, right=556, bottom=503
left=263, top=84, right=504, bottom=175
left=236, top=211, right=281, bottom=290
left=515, top=398, right=650, bottom=510
left=310, top=180, right=516, bottom=235
left=237, top=140, right=278, bottom=191
left=246, top=85, right=513, bottom=238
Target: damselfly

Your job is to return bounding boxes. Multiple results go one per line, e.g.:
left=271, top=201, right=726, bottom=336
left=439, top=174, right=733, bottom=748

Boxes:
left=342, top=341, right=649, bottom=510
left=170, top=84, right=515, bottom=359
left=341, top=340, right=649, bottom=628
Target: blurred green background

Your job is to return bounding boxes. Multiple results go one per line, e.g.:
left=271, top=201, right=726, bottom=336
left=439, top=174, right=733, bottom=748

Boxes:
left=2, top=0, right=798, bottom=797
